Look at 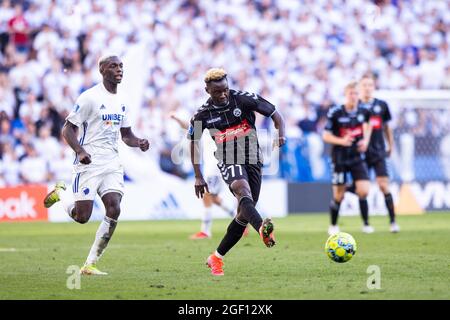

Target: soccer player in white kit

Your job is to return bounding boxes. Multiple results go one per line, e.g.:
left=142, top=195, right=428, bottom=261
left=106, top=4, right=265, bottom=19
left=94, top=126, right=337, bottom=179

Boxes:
left=44, top=55, right=149, bottom=275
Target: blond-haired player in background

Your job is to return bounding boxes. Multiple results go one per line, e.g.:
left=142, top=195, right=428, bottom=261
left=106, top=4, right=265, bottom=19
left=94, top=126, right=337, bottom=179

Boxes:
left=323, top=81, right=372, bottom=235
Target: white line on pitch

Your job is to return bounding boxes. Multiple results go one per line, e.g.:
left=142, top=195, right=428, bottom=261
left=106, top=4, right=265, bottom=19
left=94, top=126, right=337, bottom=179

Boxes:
left=0, top=248, right=40, bottom=252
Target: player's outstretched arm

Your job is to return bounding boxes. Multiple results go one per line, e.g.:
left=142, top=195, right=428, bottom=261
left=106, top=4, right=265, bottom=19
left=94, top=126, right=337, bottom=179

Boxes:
left=62, top=121, right=91, bottom=164
left=169, top=112, right=189, bottom=130
left=190, top=140, right=209, bottom=198
left=248, top=93, right=286, bottom=147
left=271, top=110, right=286, bottom=148
left=120, top=127, right=149, bottom=151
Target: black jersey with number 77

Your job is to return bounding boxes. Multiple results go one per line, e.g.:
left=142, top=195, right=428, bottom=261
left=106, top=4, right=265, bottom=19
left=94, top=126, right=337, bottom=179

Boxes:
left=187, top=89, right=277, bottom=165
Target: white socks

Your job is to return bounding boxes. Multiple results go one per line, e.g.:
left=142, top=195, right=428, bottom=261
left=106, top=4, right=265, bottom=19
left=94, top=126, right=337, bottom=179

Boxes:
left=214, top=251, right=224, bottom=259
left=201, top=207, right=212, bottom=236
left=85, top=216, right=117, bottom=266
left=200, top=201, right=236, bottom=236
left=58, top=187, right=118, bottom=266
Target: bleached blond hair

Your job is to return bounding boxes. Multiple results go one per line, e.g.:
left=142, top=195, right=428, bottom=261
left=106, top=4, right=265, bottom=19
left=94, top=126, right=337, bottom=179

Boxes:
left=204, top=68, right=227, bottom=83
left=344, top=80, right=358, bottom=92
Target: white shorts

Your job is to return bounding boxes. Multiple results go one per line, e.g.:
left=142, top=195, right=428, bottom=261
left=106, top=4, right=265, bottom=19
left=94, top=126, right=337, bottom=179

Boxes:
left=72, top=169, right=124, bottom=201
left=206, top=174, right=222, bottom=195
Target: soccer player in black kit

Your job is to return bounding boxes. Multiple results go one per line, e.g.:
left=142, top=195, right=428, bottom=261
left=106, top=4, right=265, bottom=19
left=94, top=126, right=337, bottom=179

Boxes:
left=322, top=81, right=372, bottom=236
left=358, top=74, right=400, bottom=233
left=188, top=68, right=286, bottom=276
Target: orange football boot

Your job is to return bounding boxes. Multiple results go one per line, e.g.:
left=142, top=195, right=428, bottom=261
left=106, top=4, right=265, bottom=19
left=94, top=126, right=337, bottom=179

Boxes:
left=206, top=254, right=224, bottom=276
left=189, top=231, right=210, bottom=240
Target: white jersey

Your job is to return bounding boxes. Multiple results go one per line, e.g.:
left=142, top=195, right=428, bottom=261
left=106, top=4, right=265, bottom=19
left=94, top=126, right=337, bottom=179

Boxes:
left=66, top=83, right=131, bottom=174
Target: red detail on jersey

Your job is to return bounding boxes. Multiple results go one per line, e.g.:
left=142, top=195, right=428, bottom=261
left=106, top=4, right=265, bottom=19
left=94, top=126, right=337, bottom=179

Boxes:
left=214, top=119, right=252, bottom=143
left=339, top=126, right=363, bottom=138
left=370, top=115, right=382, bottom=130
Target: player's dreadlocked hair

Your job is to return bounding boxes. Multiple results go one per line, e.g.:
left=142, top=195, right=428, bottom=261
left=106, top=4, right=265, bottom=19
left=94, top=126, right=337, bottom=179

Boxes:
left=204, top=68, right=227, bottom=83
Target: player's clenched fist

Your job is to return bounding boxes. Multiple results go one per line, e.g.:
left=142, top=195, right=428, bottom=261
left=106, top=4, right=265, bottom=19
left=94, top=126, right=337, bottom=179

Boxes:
left=78, top=150, right=92, bottom=164
left=273, top=136, right=287, bottom=149
left=340, top=134, right=354, bottom=147
left=357, top=139, right=369, bottom=153
left=138, top=139, right=150, bottom=151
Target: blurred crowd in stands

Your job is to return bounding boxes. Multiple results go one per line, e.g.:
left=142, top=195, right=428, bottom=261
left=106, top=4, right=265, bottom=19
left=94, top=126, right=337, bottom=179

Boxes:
left=1, top=0, right=449, bottom=186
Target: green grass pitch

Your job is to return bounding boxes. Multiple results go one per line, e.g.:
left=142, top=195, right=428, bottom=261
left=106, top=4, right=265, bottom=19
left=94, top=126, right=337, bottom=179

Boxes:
left=1, top=213, right=449, bottom=300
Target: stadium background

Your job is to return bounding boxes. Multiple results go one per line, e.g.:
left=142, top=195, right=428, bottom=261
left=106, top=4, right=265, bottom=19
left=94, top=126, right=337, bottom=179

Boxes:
left=1, top=0, right=450, bottom=222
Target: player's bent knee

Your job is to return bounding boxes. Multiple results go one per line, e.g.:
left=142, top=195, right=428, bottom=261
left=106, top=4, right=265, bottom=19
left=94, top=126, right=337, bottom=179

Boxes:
left=75, top=214, right=90, bottom=224
left=358, top=192, right=369, bottom=199
left=378, top=181, right=390, bottom=194
left=380, top=186, right=389, bottom=195
left=332, top=187, right=346, bottom=202
left=73, top=201, right=93, bottom=224
left=334, top=194, right=345, bottom=203
left=230, top=180, right=252, bottom=200
left=101, top=192, right=122, bottom=220
left=355, top=181, right=370, bottom=198
left=106, top=204, right=121, bottom=220
left=356, top=188, right=369, bottom=199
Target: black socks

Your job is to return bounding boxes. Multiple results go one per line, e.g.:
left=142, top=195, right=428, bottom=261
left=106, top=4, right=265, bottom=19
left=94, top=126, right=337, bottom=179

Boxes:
left=217, top=219, right=247, bottom=256
left=237, top=197, right=263, bottom=232
left=216, top=197, right=263, bottom=257
left=385, top=193, right=396, bottom=223
left=330, top=199, right=341, bottom=226
left=359, top=198, right=369, bottom=226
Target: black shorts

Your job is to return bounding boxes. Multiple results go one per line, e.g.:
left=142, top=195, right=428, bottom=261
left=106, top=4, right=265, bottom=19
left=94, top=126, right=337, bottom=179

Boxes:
left=217, top=162, right=262, bottom=204
left=366, top=158, right=389, bottom=177
left=331, top=161, right=369, bottom=186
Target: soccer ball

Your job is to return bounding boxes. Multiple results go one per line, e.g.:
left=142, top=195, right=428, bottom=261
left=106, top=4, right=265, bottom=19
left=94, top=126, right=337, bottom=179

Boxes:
left=325, top=232, right=357, bottom=263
